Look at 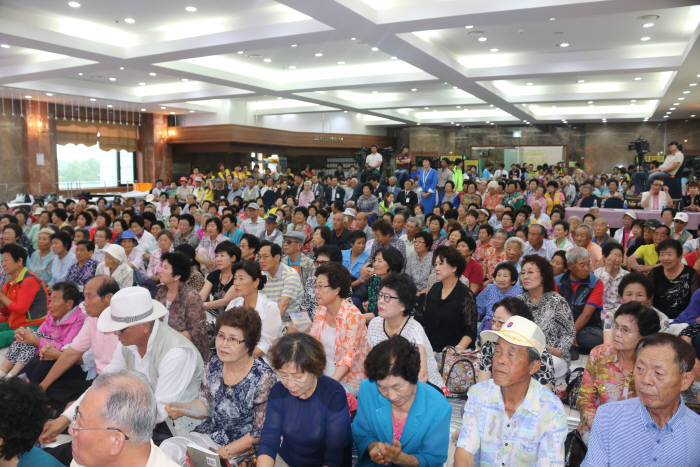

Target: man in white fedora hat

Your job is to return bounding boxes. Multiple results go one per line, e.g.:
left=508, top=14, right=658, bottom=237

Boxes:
left=44, top=286, right=203, bottom=462
left=455, top=315, right=567, bottom=467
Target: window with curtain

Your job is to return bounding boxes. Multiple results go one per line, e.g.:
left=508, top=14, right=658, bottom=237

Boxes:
left=57, top=143, right=135, bottom=190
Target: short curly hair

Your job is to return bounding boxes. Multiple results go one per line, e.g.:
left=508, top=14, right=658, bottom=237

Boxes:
left=521, top=254, right=556, bottom=293
left=269, top=333, right=326, bottom=377
left=0, top=378, right=51, bottom=460
left=315, top=262, right=352, bottom=298
left=364, top=335, right=420, bottom=384
left=232, top=260, right=267, bottom=290
left=215, top=306, right=262, bottom=355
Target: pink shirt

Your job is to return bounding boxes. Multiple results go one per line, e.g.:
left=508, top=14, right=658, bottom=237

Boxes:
left=36, top=306, right=86, bottom=352
left=69, top=315, right=120, bottom=374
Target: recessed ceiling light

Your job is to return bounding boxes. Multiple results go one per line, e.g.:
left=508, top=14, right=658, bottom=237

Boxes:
left=263, top=58, right=271, bottom=63
left=68, top=1, right=81, bottom=8
left=465, top=25, right=474, bottom=29
left=390, top=56, right=397, bottom=60
left=549, top=17, right=556, bottom=21
left=666, top=111, right=671, bottom=114
left=411, top=88, right=417, bottom=92
left=489, top=104, right=494, bottom=107
left=634, top=76, right=642, bottom=81
left=181, top=78, right=189, bottom=81
left=558, top=42, right=570, bottom=48
left=478, top=37, right=487, bottom=42
left=640, top=36, right=651, bottom=41
left=237, top=50, right=244, bottom=54
left=77, top=72, right=84, bottom=76
left=0, top=44, right=9, bottom=49
left=124, top=17, right=135, bottom=24
left=138, top=82, right=146, bottom=86
left=160, top=106, right=166, bottom=110
left=45, top=92, right=53, bottom=96
left=587, top=101, right=594, bottom=104
left=24, top=95, right=32, bottom=99
left=314, top=52, right=323, bottom=57
left=343, top=110, right=348, bottom=113
left=664, top=115, right=669, bottom=118
left=456, top=105, right=461, bottom=108
left=577, top=79, right=585, bottom=83
left=690, top=83, right=698, bottom=87
left=631, top=99, right=637, bottom=103
left=119, top=66, right=125, bottom=70
left=683, top=90, right=691, bottom=94
left=107, top=104, right=113, bottom=108
left=189, top=110, right=195, bottom=113
left=670, top=107, right=677, bottom=110
left=424, top=107, right=429, bottom=110
left=108, top=77, right=117, bottom=81
left=89, top=98, right=96, bottom=101
left=642, top=22, right=655, bottom=28
left=185, top=6, right=197, bottom=12
left=673, top=102, right=680, bottom=106
left=337, top=61, right=345, bottom=65
left=526, top=82, right=534, bottom=86
left=140, top=108, right=146, bottom=111
left=290, top=44, right=297, bottom=48
left=288, top=65, right=296, bottom=70
left=149, top=72, right=157, bottom=76
left=490, top=48, right=499, bottom=52
left=450, top=122, right=454, bottom=124
left=371, top=47, right=379, bottom=51
left=351, top=37, right=356, bottom=41
left=679, top=97, right=686, bottom=100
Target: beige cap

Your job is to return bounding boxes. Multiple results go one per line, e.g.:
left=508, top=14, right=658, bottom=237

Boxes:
left=480, top=316, right=546, bottom=355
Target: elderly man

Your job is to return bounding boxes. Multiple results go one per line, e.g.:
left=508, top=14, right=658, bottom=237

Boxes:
left=628, top=223, right=670, bottom=272
left=573, top=224, right=603, bottom=268
left=355, top=211, right=374, bottom=240
left=330, top=212, right=351, bottom=250
left=259, top=241, right=302, bottom=321
left=69, top=371, right=178, bottom=467
left=488, top=204, right=505, bottom=229
left=240, top=202, right=265, bottom=237
left=523, top=224, right=557, bottom=261
left=583, top=333, right=700, bottom=467
left=504, top=237, right=525, bottom=272
left=395, top=179, right=418, bottom=210
left=262, top=215, right=283, bottom=247
left=455, top=316, right=567, bottom=466
left=613, top=211, right=637, bottom=251
left=282, top=231, right=314, bottom=286
left=591, top=217, right=610, bottom=248
left=400, top=216, right=421, bottom=257
left=556, top=247, right=605, bottom=354
left=241, top=175, right=260, bottom=203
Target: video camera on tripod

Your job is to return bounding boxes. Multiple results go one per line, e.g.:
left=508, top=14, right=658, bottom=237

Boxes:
left=628, top=138, right=650, bottom=167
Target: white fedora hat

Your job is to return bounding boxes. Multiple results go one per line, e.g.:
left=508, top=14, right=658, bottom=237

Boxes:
left=98, top=286, right=168, bottom=333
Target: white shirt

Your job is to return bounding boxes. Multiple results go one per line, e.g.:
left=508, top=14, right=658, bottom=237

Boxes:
left=658, top=151, right=684, bottom=176
left=226, top=293, right=282, bottom=354
left=241, top=218, right=265, bottom=237
left=641, top=190, right=671, bottom=211
left=137, top=230, right=158, bottom=254
left=366, top=152, right=383, bottom=169
left=92, top=246, right=107, bottom=264
left=71, top=441, right=178, bottom=467
left=321, top=324, right=337, bottom=376
left=63, top=320, right=198, bottom=424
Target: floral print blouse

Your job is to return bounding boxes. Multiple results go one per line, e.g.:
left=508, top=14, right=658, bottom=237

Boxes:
left=593, top=267, right=629, bottom=325
left=518, top=291, right=575, bottom=360
left=194, top=356, right=277, bottom=446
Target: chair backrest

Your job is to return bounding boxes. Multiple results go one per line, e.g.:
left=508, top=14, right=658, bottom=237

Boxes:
left=602, top=197, right=624, bottom=209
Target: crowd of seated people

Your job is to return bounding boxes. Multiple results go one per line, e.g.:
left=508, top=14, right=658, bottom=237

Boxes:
left=0, top=144, right=700, bottom=466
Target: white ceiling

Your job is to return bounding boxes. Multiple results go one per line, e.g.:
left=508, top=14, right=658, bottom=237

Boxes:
left=0, top=0, right=698, bottom=125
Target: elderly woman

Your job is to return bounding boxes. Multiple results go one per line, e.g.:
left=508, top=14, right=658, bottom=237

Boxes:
left=353, top=336, right=451, bottom=467
left=146, top=230, right=174, bottom=283
left=27, top=227, right=55, bottom=285
left=155, top=251, right=209, bottom=360
left=94, top=244, right=133, bottom=289
left=312, top=225, right=332, bottom=255
left=528, top=200, right=552, bottom=234
left=118, top=230, right=145, bottom=272
left=404, top=231, right=433, bottom=297
left=357, top=183, right=380, bottom=216
left=309, top=262, right=370, bottom=395
left=440, top=181, right=459, bottom=207
left=175, top=243, right=206, bottom=292
left=298, top=180, right=315, bottom=208
left=651, top=238, right=700, bottom=319
left=226, top=260, right=282, bottom=357
left=419, top=246, right=477, bottom=353
left=367, top=273, right=443, bottom=388
left=594, top=242, right=629, bottom=327
left=426, top=215, right=447, bottom=251
left=476, top=297, right=555, bottom=387
left=257, top=333, right=353, bottom=467
left=476, top=262, right=523, bottom=333
left=504, top=236, right=525, bottom=271
left=576, top=302, right=660, bottom=434
left=483, top=228, right=508, bottom=281
left=460, top=181, right=481, bottom=208
left=518, top=254, right=575, bottom=379
left=300, top=245, right=342, bottom=322
left=196, top=217, right=228, bottom=275
left=352, top=246, right=404, bottom=322
left=163, top=307, right=276, bottom=465
left=482, top=181, right=503, bottom=211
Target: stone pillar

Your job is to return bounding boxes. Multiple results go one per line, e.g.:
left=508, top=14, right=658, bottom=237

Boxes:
left=138, top=113, right=172, bottom=184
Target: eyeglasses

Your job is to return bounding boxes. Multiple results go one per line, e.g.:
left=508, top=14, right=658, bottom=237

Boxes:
left=314, top=260, right=329, bottom=267
left=71, top=407, right=130, bottom=440
left=377, top=292, right=400, bottom=302
left=216, top=333, right=246, bottom=345
left=277, top=372, right=306, bottom=384
left=652, top=183, right=664, bottom=187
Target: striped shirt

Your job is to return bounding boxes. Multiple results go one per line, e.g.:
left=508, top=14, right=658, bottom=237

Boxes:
left=262, top=263, right=302, bottom=321
left=457, top=378, right=567, bottom=466
left=583, top=397, right=700, bottom=467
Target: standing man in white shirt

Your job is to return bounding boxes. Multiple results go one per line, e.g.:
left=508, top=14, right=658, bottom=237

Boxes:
left=647, top=141, right=684, bottom=189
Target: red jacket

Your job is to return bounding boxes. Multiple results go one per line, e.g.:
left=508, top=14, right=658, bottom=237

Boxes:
left=0, top=268, right=48, bottom=329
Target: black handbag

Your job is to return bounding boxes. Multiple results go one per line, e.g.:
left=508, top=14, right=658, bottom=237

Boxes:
left=564, top=429, right=587, bottom=467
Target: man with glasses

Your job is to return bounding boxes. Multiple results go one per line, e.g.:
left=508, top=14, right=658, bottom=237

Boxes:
left=69, top=370, right=178, bottom=466
left=281, top=231, right=314, bottom=286
left=641, top=179, right=672, bottom=211
left=259, top=241, right=302, bottom=321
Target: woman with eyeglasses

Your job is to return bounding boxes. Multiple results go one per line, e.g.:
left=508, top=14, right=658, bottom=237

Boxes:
left=353, top=336, right=451, bottom=467
left=575, top=301, right=660, bottom=435
left=225, top=261, right=282, bottom=358
left=300, top=245, right=343, bottom=322
left=367, top=273, right=443, bottom=389
left=352, top=246, right=404, bottom=323
left=309, top=262, right=370, bottom=395
left=162, top=306, right=276, bottom=465
left=258, top=333, right=353, bottom=467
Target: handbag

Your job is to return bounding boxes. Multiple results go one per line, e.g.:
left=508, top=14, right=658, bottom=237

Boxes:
left=440, top=346, right=477, bottom=399
left=564, top=429, right=587, bottom=467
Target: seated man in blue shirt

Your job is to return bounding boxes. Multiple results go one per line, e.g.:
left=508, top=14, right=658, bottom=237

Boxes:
left=583, top=333, right=700, bottom=467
